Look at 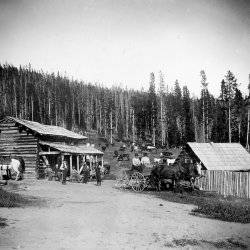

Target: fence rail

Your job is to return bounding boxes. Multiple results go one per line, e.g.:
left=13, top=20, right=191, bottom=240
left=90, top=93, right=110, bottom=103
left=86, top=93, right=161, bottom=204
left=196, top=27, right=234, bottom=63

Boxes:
left=195, top=170, right=250, bottom=199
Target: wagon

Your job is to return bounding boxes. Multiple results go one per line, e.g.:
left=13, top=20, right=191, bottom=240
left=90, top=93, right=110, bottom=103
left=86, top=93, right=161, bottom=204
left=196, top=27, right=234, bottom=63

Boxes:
left=115, top=167, right=152, bottom=192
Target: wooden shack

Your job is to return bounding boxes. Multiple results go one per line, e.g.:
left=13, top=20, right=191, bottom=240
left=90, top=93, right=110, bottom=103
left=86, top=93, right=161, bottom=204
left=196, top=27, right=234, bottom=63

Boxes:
left=177, top=142, right=250, bottom=171
left=176, top=142, right=250, bottom=198
left=0, top=116, right=103, bottom=178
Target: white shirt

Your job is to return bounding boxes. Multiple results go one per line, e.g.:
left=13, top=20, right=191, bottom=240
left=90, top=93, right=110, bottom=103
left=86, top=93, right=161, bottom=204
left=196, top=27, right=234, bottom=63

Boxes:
left=132, top=157, right=141, bottom=166
left=141, top=156, right=151, bottom=167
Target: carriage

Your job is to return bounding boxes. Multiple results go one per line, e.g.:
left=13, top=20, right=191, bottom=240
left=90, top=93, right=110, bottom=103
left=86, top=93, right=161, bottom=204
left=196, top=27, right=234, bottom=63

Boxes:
left=115, top=159, right=200, bottom=192
left=115, top=166, right=153, bottom=192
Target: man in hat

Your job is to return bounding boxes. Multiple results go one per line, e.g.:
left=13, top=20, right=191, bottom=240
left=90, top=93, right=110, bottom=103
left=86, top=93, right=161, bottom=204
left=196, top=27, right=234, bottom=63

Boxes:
left=60, top=160, right=68, bottom=185
left=95, top=162, right=102, bottom=186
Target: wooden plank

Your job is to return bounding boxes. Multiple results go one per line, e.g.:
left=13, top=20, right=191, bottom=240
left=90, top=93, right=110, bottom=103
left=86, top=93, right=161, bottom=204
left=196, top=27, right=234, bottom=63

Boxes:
left=0, top=150, right=37, bottom=155
left=0, top=142, right=38, bottom=146
left=39, top=151, right=60, bottom=155
left=0, top=145, right=37, bottom=149
left=1, top=130, right=22, bottom=134
left=0, top=141, right=38, bottom=145
left=0, top=128, right=19, bottom=131
left=0, top=135, right=36, bottom=139
left=0, top=123, right=16, bottom=127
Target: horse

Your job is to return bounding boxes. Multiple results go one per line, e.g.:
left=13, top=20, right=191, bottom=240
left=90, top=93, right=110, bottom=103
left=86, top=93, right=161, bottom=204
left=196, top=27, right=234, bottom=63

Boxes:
left=0, top=157, right=25, bottom=181
left=150, top=159, right=200, bottom=192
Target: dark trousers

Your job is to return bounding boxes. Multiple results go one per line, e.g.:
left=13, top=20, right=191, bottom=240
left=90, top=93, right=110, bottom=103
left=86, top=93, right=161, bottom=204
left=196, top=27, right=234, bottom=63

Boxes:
left=131, top=165, right=143, bottom=173
left=82, top=170, right=90, bottom=183
left=96, top=169, right=101, bottom=185
left=61, top=169, right=67, bottom=184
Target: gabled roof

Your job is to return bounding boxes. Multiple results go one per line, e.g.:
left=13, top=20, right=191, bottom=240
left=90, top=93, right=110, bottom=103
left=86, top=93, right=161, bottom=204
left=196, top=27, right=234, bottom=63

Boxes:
left=40, top=141, right=103, bottom=155
left=1, top=116, right=87, bottom=140
left=187, top=142, right=250, bottom=171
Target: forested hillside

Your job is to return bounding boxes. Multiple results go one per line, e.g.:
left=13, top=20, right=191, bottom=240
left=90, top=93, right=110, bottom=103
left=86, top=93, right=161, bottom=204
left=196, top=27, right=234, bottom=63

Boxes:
left=0, top=64, right=249, bottom=148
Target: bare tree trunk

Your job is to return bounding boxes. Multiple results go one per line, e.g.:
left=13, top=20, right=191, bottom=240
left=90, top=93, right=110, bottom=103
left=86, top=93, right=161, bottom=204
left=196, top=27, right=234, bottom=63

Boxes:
left=126, top=102, right=129, bottom=139
left=72, top=90, right=75, bottom=128
left=55, top=100, right=58, bottom=125
left=246, top=108, right=250, bottom=150
left=202, top=91, right=206, bottom=142
left=206, top=95, right=209, bottom=142
left=48, top=92, right=51, bottom=124
left=13, top=78, right=18, bottom=117
left=110, top=111, right=113, bottom=144
left=78, top=102, right=81, bottom=126
left=228, top=101, right=231, bottom=143
left=132, top=109, right=135, bottom=143
left=31, top=96, right=34, bottom=121
left=24, top=76, right=27, bottom=119
left=192, top=100, right=198, bottom=142
left=104, top=113, right=107, bottom=137
left=99, top=101, right=102, bottom=133
left=152, top=119, right=156, bottom=146
left=238, top=120, right=241, bottom=143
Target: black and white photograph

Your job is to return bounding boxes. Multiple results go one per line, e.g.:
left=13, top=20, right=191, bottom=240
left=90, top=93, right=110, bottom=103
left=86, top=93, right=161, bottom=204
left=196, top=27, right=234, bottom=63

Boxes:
left=0, top=0, right=250, bottom=249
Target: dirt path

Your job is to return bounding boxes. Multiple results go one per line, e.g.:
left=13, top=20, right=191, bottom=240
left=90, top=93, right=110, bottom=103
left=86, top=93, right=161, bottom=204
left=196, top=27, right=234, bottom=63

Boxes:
left=0, top=179, right=249, bottom=249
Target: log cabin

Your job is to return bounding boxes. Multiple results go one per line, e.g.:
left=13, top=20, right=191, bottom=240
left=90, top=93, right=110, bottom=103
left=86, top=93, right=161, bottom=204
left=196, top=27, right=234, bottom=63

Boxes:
left=0, top=116, right=103, bottom=178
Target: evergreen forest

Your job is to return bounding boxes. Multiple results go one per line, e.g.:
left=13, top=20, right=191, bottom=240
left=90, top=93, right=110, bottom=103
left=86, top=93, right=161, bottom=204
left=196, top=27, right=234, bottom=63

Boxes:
left=0, top=64, right=249, bottom=148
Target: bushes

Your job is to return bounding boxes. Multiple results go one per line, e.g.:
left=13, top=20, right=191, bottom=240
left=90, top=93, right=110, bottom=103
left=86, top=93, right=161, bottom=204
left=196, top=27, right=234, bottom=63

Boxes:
left=148, top=189, right=250, bottom=223
left=192, top=198, right=250, bottom=223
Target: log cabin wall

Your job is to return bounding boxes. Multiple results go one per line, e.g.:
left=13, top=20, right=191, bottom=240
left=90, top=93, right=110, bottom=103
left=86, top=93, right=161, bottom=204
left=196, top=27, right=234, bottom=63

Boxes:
left=0, top=120, right=38, bottom=177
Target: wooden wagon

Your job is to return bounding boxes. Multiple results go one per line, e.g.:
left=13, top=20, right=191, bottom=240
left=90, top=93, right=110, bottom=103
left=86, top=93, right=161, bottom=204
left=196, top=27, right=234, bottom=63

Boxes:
left=115, top=167, right=153, bottom=192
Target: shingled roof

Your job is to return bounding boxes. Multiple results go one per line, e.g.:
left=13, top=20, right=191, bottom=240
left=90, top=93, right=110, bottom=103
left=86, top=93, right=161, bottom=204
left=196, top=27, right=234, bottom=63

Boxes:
left=2, top=116, right=87, bottom=140
left=187, top=142, right=250, bottom=171
left=40, top=141, right=103, bottom=155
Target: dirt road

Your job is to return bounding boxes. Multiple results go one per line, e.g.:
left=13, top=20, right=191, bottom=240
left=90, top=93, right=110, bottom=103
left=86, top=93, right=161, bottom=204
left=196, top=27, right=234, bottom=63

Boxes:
left=0, top=179, right=249, bottom=249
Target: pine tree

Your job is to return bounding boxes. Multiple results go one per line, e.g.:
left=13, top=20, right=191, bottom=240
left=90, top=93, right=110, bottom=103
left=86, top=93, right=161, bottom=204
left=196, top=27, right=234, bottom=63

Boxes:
left=158, top=71, right=167, bottom=147
left=148, top=73, right=157, bottom=146
left=200, top=70, right=209, bottom=142
left=220, top=71, right=238, bottom=143
left=182, top=86, right=195, bottom=143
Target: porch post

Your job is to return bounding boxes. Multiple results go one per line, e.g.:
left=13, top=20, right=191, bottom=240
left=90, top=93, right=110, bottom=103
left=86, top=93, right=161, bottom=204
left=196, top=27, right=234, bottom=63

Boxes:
left=77, top=155, right=79, bottom=172
left=69, top=155, right=73, bottom=174
left=101, top=156, right=103, bottom=167
left=90, top=155, right=92, bottom=170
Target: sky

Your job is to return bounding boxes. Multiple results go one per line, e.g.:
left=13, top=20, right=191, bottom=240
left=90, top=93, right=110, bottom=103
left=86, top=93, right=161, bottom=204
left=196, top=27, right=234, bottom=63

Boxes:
left=0, top=0, right=249, bottom=97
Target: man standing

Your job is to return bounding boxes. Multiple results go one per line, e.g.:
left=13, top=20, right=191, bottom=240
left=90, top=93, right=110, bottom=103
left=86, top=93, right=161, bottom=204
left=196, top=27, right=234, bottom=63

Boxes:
left=80, top=161, right=90, bottom=184
left=60, top=160, right=68, bottom=185
left=95, top=162, right=102, bottom=186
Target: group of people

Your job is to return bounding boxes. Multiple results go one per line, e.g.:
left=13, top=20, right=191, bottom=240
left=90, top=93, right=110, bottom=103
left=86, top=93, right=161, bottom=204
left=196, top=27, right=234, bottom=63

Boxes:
left=131, top=152, right=151, bottom=172
left=57, top=159, right=102, bottom=186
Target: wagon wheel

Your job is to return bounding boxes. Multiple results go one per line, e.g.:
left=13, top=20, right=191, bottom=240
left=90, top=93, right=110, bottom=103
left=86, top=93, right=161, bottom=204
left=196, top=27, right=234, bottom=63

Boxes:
left=130, top=172, right=146, bottom=192
left=115, top=170, right=130, bottom=188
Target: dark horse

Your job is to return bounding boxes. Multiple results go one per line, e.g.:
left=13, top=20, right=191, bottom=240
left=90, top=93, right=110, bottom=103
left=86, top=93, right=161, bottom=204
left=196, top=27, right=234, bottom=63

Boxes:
left=150, top=160, right=200, bottom=191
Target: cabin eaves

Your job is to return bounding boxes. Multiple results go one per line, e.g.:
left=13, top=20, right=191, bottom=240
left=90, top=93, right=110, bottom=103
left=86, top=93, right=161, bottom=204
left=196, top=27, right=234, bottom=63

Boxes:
left=39, top=141, right=103, bottom=155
